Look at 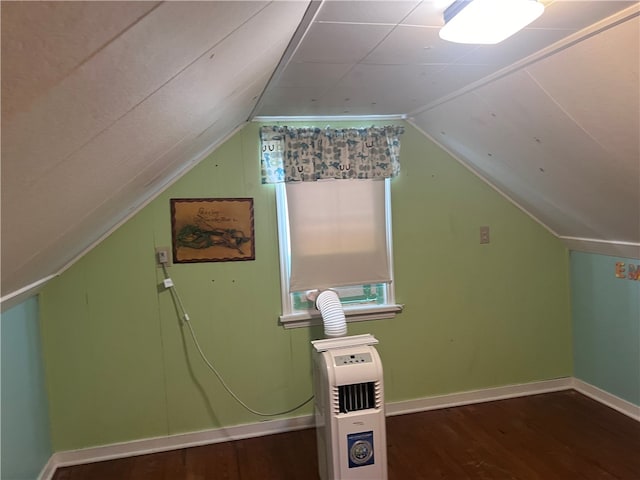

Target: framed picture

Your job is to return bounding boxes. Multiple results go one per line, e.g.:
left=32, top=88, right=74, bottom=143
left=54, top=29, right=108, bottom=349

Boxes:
left=170, top=198, right=255, bottom=263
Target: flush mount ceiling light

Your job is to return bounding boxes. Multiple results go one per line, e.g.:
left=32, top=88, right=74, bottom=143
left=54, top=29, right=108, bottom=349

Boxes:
left=439, top=0, right=545, bottom=44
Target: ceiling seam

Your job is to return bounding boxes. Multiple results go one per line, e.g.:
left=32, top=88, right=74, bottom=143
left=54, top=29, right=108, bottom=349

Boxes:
left=2, top=1, right=164, bottom=122
left=523, top=70, right=614, bottom=158
left=54, top=1, right=164, bottom=86
left=248, top=0, right=323, bottom=120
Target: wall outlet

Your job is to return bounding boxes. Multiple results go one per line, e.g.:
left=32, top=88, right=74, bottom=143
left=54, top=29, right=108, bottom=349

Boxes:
left=155, top=247, right=172, bottom=266
left=480, top=226, right=490, bottom=244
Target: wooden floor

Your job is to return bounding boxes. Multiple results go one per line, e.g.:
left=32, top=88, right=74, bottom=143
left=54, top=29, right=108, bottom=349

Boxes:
left=53, top=390, right=640, bottom=479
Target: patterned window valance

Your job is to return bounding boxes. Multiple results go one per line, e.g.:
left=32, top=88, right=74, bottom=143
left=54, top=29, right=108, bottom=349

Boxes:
left=260, top=125, right=404, bottom=184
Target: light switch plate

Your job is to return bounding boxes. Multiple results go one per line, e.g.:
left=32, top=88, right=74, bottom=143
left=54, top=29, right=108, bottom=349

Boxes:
left=480, top=226, right=490, bottom=244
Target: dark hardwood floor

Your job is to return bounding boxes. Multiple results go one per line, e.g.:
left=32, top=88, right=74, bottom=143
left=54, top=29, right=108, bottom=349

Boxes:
left=53, top=390, right=640, bottom=479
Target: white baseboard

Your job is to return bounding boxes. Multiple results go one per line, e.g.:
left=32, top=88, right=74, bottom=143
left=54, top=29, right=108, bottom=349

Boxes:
left=40, top=415, right=315, bottom=480
left=39, top=377, right=638, bottom=480
left=37, top=457, right=58, bottom=480
left=572, top=378, right=640, bottom=421
left=385, top=377, right=573, bottom=416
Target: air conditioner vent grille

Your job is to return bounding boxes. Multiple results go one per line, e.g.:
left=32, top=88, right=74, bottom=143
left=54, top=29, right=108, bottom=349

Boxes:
left=335, top=382, right=379, bottom=414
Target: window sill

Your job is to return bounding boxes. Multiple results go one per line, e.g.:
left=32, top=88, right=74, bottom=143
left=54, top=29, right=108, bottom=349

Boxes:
left=279, top=304, right=403, bottom=329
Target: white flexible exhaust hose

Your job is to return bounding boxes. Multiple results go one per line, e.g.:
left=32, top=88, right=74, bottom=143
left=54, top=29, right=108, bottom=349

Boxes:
left=316, top=290, right=347, bottom=337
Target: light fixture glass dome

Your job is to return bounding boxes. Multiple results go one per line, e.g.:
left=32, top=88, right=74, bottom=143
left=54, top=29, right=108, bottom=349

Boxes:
left=439, top=0, right=545, bottom=45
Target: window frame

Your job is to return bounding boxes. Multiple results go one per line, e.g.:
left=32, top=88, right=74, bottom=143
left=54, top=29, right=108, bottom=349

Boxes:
left=275, top=178, right=403, bottom=329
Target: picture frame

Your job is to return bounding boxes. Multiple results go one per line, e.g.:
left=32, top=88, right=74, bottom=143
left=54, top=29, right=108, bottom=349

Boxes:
left=170, top=198, right=255, bottom=263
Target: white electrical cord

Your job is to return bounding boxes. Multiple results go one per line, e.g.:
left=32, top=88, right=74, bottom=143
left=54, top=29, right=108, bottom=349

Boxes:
left=161, top=265, right=313, bottom=417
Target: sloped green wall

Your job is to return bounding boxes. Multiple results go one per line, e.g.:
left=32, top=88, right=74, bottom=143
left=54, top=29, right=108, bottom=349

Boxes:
left=40, top=121, right=571, bottom=451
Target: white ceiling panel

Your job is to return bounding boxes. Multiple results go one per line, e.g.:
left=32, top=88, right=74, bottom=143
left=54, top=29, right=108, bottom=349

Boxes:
left=320, top=85, right=419, bottom=114
left=0, top=1, right=160, bottom=120
left=257, top=86, right=332, bottom=117
left=332, top=63, right=450, bottom=111
left=530, top=0, right=634, bottom=29
left=362, top=25, right=476, bottom=65
left=400, top=0, right=447, bottom=26
left=452, top=26, right=574, bottom=67
left=526, top=15, right=640, bottom=166
left=317, top=0, right=420, bottom=23
left=277, top=62, right=354, bottom=88
left=2, top=1, right=269, bottom=193
left=337, top=63, right=442, bottom=90
left=292, top=22, right=394, bottom=63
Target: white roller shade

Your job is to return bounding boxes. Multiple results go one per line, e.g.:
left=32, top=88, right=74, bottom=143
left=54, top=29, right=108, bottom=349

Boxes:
left=285, top=179, right=390, bottom=292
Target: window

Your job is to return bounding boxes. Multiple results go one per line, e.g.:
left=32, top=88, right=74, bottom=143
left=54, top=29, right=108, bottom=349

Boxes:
left=276, top=178, right=402, bottom=328
left=260, top=124, right=405, bottom=328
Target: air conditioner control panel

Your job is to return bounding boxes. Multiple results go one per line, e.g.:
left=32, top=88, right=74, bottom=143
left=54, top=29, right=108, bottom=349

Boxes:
left=334, top=352, right=372, bottom=366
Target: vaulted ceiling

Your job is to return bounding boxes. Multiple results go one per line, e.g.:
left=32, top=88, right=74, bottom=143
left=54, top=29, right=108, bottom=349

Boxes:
left=2, top=1, right=639, bottom=304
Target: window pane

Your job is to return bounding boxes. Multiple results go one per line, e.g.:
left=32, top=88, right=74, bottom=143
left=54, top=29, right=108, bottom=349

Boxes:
left=291, top=284, right=387, bottom=310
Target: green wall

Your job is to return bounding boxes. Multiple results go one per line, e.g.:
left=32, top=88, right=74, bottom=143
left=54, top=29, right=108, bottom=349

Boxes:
left=571, top=251, right=640, bottom=405
left=39, top=121, right=572, bottom=451
left=1, top=296, right=52, bottom=480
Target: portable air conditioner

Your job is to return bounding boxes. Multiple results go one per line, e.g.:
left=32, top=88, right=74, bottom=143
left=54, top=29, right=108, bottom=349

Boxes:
left=312, top=334, right=387, bottom=480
